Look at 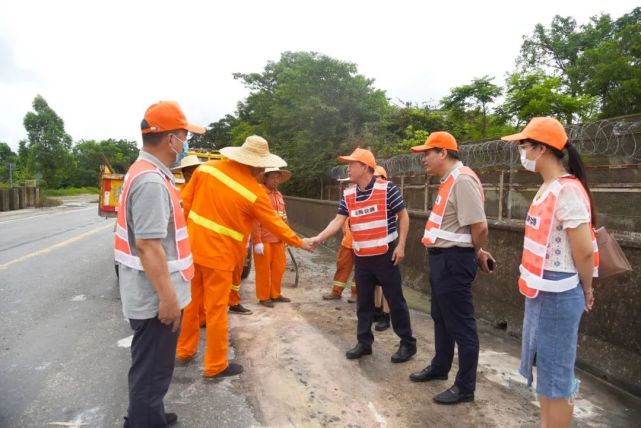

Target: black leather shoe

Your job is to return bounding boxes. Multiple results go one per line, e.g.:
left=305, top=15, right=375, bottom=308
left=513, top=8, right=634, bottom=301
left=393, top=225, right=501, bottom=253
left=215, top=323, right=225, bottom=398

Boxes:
left=124, top=413, right=177, bottom=427
left=433, top=385, right=474, bottom=405
left=375, top=313, right=390, bottom=331
left=409, top=365, right=448, bottom=382
left=165, top=412, right=178, bottom=425
left=391, top=343, right=416, bottom=363
left=204, top=362, right=244, bottom=378
left=229, top=304, right=253, bottom=315
left=346, top=343, right=372, bottom=359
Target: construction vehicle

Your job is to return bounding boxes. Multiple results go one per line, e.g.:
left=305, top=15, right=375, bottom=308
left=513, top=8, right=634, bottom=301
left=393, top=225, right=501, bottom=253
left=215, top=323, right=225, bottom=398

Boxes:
left=100, top=150, right=253, bottom=279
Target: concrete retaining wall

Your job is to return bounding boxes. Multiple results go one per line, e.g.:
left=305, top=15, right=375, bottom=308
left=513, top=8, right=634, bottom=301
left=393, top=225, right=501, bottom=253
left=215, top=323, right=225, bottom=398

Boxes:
left=0, top=186, right=39, bottom=211
left=285, top=195, right=641, bottom=396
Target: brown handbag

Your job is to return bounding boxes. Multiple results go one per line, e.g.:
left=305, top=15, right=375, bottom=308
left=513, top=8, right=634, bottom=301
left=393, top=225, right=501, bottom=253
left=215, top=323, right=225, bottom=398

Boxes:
left=595, top=227, right=632, bottom=283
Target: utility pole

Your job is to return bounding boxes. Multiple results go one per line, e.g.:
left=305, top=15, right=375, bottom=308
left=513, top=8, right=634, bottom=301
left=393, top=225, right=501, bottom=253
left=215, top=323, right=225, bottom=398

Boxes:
left=8, top=162, right=15, bottom=187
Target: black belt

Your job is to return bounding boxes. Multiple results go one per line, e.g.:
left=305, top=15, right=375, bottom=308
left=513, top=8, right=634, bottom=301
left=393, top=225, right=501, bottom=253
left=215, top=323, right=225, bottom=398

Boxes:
left=428, top=247, right=474, bottom=255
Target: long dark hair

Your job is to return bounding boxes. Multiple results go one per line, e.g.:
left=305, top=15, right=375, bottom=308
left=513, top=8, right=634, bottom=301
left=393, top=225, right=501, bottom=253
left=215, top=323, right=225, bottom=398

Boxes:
left=527, top=139, right=598, bottom=227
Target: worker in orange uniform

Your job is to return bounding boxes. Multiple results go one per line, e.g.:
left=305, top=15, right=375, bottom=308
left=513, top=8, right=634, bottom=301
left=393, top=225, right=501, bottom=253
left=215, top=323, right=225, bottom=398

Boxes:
left=172, top=155, right=209, bottom=326
left=322, top=218, right=357, bottom=302
left=252, top=167, right=293, bottom=307
left=177, top=136, right=314, bottom=378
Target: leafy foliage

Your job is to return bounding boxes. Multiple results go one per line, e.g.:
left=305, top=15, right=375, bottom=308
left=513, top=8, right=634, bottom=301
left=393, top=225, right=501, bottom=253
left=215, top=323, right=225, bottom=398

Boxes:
left=22, top=95, right=73, bottom=188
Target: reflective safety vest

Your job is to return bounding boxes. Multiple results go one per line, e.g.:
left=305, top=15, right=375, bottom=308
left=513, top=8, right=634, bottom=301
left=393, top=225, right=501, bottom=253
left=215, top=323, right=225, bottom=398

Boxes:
left=518, top=177, right=599, bottom=298
left=188, top=164, right=255, bottom=242
left=114, top=159, right=195, bottom=281
left=344, top=179, right=397, bottom=256
left=422, top=166, right=484, bottom=246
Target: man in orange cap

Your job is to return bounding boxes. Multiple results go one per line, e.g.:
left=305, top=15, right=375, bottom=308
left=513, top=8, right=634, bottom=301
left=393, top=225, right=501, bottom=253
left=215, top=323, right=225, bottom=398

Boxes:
left=177, top=135, right=314, bottom=378
left=312, top=149, right=417, bottom=363
left=408, top=132, right=493, bottom=405
left=252, top=167, right=293, bottom=307
left=116, top=101, right=205, bottom=427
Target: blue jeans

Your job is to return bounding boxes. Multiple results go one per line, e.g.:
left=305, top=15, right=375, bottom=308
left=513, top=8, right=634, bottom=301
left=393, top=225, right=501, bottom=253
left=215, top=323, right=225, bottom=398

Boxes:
left=519, top=271, right=585, bottom=399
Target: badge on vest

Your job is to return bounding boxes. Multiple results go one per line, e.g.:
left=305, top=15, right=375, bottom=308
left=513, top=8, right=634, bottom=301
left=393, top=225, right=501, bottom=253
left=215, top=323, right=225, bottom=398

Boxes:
left=526, top=214, right=541, bottom=229
left=351, top=205, right=378, bottom=217
left=435, top=195, right=442, bottom=205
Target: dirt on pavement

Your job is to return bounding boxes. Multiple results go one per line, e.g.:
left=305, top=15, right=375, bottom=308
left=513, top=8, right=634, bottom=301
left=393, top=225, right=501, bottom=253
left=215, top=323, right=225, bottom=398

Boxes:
left=226, top=246, right=640, bottom=428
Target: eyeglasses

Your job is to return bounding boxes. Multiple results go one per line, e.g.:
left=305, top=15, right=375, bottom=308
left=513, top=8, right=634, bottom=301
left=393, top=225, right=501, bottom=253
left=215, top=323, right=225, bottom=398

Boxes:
left=171, top=134, right=187, bottom=145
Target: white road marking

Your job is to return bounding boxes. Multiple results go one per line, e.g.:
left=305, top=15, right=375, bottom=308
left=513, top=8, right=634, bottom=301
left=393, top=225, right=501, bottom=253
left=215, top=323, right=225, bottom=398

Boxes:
left=35, top=362, right=52, bottom=371
left=0, top=222, right=113, bottom=270
left=118, top=335, right=133, bottom=348
left=70, top=294, right=86, bottom=302
left=0, top=205, right=95, bottom=225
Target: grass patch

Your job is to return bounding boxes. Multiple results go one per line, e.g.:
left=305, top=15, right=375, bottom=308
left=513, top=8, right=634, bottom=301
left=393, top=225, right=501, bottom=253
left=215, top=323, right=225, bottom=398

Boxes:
left=42, top=187, right=99, bottom=197
left=36, top=196, right=64, bottom=208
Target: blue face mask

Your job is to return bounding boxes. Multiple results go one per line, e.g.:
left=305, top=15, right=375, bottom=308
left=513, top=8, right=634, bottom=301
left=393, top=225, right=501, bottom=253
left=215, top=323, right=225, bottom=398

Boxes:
left=170, top=134, right=189, bottom=166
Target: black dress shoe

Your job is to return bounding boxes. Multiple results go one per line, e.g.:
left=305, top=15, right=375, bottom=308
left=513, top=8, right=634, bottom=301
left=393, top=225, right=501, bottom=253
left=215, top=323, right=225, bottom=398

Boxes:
left=409, top=365, right=448, bottom=382
left=391, top=343, right=416, bottom=363
left=346, top=343, right=372, bottom=359
left=374, top=313, right=390, bottom=331
left=165, top=412, right=178, bottom=425
left=433, top=385, right=474, bottom=405
left=123, top=413, right=177, bottom=428
left=204, top=362, right=244, bottom=378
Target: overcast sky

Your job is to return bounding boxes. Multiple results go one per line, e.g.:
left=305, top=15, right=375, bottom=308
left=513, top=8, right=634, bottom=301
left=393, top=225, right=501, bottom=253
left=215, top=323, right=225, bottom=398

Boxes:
left=1, top=0, right=638, bottom=151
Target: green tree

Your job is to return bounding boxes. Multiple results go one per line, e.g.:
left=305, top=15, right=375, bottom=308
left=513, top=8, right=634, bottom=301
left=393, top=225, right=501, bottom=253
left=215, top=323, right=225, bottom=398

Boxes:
left=440, top=76, right=506, bottom=141
left=518, top=8, right=641, bottom=118
left=70, top=139, right=139, bottom=187
left=232, top=51, right=390, bottom=196
left=579, top=8, right=641, bottom=117
left=503, top=72, right=597, bottom=124
left=22, top=95, right=73, bottom=188
left=189, top=114, right=238, bottom=149
left=0, top=142, right=18, bottom=184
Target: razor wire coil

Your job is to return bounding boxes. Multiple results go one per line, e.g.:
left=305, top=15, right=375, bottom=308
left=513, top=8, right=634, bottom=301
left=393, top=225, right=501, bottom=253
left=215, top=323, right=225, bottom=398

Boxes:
left=327, top=116, right=641, bottom=179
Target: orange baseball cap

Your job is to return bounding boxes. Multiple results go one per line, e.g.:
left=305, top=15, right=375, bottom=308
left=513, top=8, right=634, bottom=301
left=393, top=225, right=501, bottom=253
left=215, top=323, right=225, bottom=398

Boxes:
left=410, top=131, right=459, bottom=153
left=141, top=101, right=206, bottom=135
left=501, top=117, right=567, bottom=150
left=374, top=165, right=388, bottom=179
left=338, top=148, right=377, bottom=169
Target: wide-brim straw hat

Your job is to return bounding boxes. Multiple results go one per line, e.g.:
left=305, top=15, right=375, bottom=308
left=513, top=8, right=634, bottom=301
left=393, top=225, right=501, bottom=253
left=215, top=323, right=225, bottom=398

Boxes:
left=374, top=165, right=388, bottom=179
left=220, top=135, right=287, bottom=168
left=170, top=154, right=202, bottom=172
left=261, top=167, right=292, bottom=184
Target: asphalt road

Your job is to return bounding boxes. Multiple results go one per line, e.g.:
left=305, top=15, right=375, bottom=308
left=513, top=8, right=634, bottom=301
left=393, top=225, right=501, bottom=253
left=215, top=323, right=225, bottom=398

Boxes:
left=2, top=199, right=640, bottom=428
left=0, top=201, right=257, bottom=428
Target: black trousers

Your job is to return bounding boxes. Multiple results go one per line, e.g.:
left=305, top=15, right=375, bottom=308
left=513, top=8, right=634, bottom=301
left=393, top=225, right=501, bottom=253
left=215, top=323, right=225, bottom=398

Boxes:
left=354, top=244, right=416, bottom=348
left=428, top=247, right=479, bottom=394
left=127, top=315, right=181, bottom=428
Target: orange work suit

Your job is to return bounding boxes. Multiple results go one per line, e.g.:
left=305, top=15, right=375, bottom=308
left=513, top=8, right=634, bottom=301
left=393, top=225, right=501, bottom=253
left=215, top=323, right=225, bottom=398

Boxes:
left=198, top=262, right=243, bottom=327
left=228, top=262, right=243, bottom=306
left=334, top=222, right=354, bottom=287
left=177, top=159, right=303, bottom=377
left=252, top=185, right=288, bottom=301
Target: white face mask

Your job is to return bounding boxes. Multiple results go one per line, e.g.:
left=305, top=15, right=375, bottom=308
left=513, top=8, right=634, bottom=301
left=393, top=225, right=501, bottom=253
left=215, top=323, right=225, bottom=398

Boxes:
left=519, top=146, right=541, bottom=172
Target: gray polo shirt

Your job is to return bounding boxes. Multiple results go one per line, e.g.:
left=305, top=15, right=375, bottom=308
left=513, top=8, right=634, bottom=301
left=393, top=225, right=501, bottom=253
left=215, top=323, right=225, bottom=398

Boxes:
left=431, top=161, right=487, bottom=249
left=118, top=151, right=191, bottom=320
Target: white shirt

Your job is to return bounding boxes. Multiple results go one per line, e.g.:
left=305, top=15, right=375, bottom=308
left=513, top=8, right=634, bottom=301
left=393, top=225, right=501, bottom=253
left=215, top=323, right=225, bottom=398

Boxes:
left=540, top=177, right=591, bottom=273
